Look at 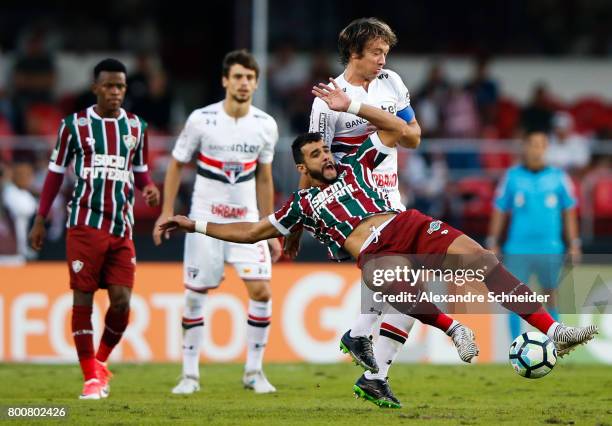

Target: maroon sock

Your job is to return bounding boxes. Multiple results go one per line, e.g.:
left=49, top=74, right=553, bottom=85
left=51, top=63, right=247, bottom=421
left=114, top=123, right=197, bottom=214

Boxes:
left=411, top=312, right=454, bottom=332
left=485, top=263, right=555, bottom=333
left=72, top=305, right=96, bottom=381
left=96, top=308, right=130, bottom=363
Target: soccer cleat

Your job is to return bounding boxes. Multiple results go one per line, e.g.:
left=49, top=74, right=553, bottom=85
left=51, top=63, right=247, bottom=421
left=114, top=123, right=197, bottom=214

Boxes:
left=353, top=374, right=401, bottom=409
left=243, top=370, right=276, bottom=394
left=553, top=324, right=598, bottom=358
left=79, top=378, right=104, bottom=400
left=171, top=376, right=200, bottom=394
left=339, top=330, right=379, bottom=373
left=449, top=324, right=479, bottom=363
left=95, top=360, right=112, bottom=398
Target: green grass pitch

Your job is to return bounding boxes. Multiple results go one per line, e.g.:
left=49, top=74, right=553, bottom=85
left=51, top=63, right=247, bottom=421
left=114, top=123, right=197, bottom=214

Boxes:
left=1, top=363, right=611, bottom=425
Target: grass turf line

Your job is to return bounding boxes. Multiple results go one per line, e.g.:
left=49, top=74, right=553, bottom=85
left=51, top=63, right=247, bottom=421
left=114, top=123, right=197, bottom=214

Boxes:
left=0, top=363, right=610, bottom=425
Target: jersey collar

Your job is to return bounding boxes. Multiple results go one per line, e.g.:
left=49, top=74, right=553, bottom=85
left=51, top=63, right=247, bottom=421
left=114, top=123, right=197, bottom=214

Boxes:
left=88, top=105, right=127, bottom=121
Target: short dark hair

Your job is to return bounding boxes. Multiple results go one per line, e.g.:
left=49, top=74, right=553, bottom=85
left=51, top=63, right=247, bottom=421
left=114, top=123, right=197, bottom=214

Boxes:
left=222, top=49, right=259, bottom=79
left=338, top=18, right=397, bottom=66
left=292, top=132, right=322, bottom=164
left=93, top=58, right=127, bottom=80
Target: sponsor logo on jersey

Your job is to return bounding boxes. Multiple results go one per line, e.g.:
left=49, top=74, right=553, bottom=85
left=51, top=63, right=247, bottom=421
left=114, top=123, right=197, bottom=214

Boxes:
left=377, top=72, right=389, bottom=79
left=123, top=134, right=138, bottom=150
left=93, top=154, right=126, bottom=168
left=208, top=142, right=260, bottom=154
left=427, top=220, right=443, bottom=235
left=380, top=102, right=397, bottom=114
left=129, top=118, right=140, bottom=128
left=345, top=117, right=368, bottom=129
left=318, top=113, right=326, bottom=134
left=311, top=180, right=357, bottom=212
left=372, top=172, right=398, bottom=188
left=72, top=260, right=84, bottom=273
left=211, top=203, right=248, bottom=219
left=441, top=229, right=449, bottom=235
left=77, top=117, right=90, bottom=127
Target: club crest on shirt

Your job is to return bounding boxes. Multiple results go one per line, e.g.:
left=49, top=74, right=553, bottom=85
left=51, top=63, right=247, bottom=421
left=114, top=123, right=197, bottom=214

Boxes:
left=123, top=135, right=138, bottom=150
left=72, top=260, right=84, bottom=273
left=427, top=220, right=442, bottom=235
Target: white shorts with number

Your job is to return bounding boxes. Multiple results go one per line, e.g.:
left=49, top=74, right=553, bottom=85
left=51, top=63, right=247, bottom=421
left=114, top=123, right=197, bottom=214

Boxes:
left=183, top=231, right=272, bottom=290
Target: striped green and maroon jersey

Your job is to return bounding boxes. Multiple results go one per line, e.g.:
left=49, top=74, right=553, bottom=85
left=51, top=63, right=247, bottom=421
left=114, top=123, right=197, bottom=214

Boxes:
left=49, top=106, right=149, bottom=239
left=268, top=133, right=400, bottom=258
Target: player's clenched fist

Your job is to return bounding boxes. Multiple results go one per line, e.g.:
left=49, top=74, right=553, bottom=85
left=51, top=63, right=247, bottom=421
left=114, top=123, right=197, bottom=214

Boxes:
left=142, top=183, right=160, bottom=207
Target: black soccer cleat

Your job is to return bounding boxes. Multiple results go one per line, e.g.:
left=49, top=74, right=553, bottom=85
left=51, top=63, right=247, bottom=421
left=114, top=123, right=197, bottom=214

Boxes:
left=340, top=330, right=379, bottom=373
left=353, top=374, right=401, bottom=409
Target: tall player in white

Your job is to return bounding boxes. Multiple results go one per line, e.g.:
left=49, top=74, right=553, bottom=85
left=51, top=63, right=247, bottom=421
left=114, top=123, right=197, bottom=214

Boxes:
left=286, top=18, right=421, bottom=402
left=154, top=50, right=281, bottom=394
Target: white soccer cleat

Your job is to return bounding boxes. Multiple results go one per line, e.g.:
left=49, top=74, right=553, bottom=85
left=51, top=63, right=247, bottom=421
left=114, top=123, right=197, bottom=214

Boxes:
left=553, top=323, right=599, bottom=358
left=171, top=376, right=200, bottom=394
left=243, top=370, right=276, bottom=394
left=449, top=324, right=480, bottom=363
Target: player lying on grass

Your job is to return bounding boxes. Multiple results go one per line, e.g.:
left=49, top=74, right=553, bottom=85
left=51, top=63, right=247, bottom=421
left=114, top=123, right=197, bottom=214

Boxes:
left=158, top=78, right=598, bottom=409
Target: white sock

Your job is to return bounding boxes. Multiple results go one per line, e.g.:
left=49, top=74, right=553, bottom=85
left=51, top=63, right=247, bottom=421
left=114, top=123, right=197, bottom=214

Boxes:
left=350, top=312, right=381, bottom=337
left=365, top=315, right=414, bottom=380
left=245, top=299, right=271, bottom=372
left=181, top=289, right=206, bottom=379
left=546, top=322, right=560, bottom=339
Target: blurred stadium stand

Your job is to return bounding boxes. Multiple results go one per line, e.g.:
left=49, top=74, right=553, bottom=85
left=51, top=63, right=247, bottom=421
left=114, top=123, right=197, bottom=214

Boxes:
left=1, top=0, right=612, bottom=262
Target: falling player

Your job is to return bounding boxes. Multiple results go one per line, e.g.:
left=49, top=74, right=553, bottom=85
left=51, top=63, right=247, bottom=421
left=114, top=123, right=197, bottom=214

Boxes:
left=159, top=79, right=598, bottom=407
left=285, top=17, right=420, bottom=401
left=29, top=58, right=160, bottom=399
left=153, top=50, right=280, bottom=394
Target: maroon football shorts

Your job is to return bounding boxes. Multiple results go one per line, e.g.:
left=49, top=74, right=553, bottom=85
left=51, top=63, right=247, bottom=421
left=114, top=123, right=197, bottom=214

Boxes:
left=66, top=225, right=136, bottom=292
left=357, top=209, right=463, bottom=268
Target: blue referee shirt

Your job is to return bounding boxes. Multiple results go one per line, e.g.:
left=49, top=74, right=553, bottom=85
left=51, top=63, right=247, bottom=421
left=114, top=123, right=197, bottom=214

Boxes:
left=494, top=165, right=576, bottom=254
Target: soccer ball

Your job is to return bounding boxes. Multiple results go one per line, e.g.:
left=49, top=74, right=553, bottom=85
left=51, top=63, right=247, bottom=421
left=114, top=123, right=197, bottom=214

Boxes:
left=509, top=332, right=557, bottom=379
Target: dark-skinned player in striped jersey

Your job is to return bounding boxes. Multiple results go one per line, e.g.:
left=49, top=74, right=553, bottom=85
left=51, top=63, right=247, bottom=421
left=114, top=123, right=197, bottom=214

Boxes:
left=29, top=59, right=160, bottom=400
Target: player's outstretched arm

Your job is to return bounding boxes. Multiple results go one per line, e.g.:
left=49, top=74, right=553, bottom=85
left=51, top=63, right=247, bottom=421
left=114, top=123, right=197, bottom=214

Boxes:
left=158, top=215, right=282, bottom=244
left=312, top=78, right=419, bottom=149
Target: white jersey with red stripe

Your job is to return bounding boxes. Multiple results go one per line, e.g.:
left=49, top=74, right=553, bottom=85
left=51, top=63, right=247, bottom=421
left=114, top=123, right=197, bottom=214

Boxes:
left=172, top=101, right=278, bottom=223
left=309, top=69, right=411, bottom=210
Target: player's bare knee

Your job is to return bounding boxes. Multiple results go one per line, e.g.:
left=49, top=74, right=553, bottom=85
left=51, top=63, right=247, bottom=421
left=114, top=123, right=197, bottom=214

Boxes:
left=109, top=287, right=131, bottom=312
left=248, top=283, right=271, bottom=302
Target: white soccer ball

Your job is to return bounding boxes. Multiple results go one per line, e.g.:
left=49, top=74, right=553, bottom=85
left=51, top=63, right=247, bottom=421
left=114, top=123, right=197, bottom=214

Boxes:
left=509, top=331, right=557, bottom=379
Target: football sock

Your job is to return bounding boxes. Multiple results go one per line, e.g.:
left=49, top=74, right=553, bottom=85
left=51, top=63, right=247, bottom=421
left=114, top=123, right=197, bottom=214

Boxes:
left=485, top=264, right=555, bottom=333
left=365, top=316, right=412, bottom=380
left=181, top=289, right=206, bottom=379
left=350, top=312, right=380, bottom=337
left=245, top=299, right=271, bottom=372
left=96, top=307, right=130, bottom=362
left=72, top=305, right=96, bottom=381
